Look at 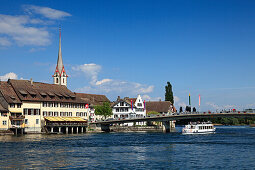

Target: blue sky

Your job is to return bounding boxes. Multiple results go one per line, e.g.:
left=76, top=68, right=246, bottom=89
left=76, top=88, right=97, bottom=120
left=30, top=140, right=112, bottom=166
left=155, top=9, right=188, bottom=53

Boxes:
left=0, top=0, right=255, bottom=111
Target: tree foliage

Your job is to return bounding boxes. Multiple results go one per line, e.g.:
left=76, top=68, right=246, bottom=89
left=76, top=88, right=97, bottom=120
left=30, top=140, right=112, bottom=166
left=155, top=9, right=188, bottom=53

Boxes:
left=179, top=107, right=183, bottom=113
left=165, top=82, right=174, bottom=104
left=94, top=102, right=112, bottom=119
left=185, top=106, right=191, bottom=112
left=147, top=111, right=160, bottom=115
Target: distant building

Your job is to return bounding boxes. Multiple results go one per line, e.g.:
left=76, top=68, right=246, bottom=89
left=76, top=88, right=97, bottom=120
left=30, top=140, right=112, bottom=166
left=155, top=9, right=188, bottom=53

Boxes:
left=75, top=93, right=110, bottom=121
left=146, top=101, right=175, bottom=115
left=112, top=95, right=146, bottom=126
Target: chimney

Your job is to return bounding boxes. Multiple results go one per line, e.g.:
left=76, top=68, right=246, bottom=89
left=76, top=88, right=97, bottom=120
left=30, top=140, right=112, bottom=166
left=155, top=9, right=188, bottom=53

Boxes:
left=117, top=96, right=120, bottom=101
left=30, top=78, right=33, bottom=85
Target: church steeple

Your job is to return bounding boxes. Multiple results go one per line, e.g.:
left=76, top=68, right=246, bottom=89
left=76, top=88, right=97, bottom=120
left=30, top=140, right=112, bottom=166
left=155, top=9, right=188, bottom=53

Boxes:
left=53, top=27, right=67, bottom=86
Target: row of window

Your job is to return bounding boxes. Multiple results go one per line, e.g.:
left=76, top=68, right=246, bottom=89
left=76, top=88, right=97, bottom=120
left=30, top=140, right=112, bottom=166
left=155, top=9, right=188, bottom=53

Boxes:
left=199, top=126, right=214, bottom=130
left=43, top=111, right=72, bottom=117
left=2, top=120, right=6, bottom=125
left=25, top=119, right=39, bottom=125
left=9, top=104, right=22, bottom=108
left=115, top=108, right=145, bottom=112
left=135, top=108, right=144, bottom=112
left=115, top=108, right=129, bottom=112
left=42, top=111, right=88, bottom=117
left=114, top=114, right=144, bottom=118
left=1, top=113, right=7, bottom=117
left=42, top=102, right=88, bottom=109
left=24, top=109, right=40, bottom=115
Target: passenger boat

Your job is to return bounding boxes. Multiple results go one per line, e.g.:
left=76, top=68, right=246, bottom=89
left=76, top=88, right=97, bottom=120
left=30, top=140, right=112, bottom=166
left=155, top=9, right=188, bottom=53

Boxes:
left=182, top=121, right=216, bottom=134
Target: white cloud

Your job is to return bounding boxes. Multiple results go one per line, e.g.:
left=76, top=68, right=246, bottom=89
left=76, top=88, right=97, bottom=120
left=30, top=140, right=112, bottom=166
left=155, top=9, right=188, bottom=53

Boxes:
left=142, top=95, right=162, bottom=101
left=0, top=72, right=18, bottom=81
left=174, top=96, right=180, bottom=103
left=0, top=37, right=11, bottom=46
left=206, top=102, right=237, bottom=111
left=24, top=5, right=71, bottom=20
left=76, top=80, right=154, bottom=96
left=174, top=96, right=186, bottom=108
left=96, top=79, right=112, bottom=85
left=29, top=47, right=45, bottom=53
left=0, top=5, right=71, bottom=47
left=0, top=14, right=50, bottom=46
left=139, top=85, right=154, bottom=93
left=72, top=63, right=101, bottom=85
left=73, top=63, right=155, bottom=97
left=206, top=102, right=220, bottom=110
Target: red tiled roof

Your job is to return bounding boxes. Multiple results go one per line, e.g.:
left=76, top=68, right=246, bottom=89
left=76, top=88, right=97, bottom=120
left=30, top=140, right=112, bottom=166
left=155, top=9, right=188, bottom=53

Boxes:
left=75, top=93, right=110, bottom=106
left=0, top=103, right=7, bottom=112
left=8, top=79, right=85, bottom=103
left=146, top=101, right=172, bottom=113
left=0, top=81, right=21, bottom=104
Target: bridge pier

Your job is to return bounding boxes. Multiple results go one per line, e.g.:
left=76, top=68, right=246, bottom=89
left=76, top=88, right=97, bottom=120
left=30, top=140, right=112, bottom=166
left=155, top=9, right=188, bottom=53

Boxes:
left=162, top=121, right=175, bottom=133
left=101, top=124, right=110, bottom=132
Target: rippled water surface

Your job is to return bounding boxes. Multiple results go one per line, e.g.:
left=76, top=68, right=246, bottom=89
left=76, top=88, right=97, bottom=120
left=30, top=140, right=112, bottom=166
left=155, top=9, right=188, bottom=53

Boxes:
left=0, top=126, right=255, bottom=169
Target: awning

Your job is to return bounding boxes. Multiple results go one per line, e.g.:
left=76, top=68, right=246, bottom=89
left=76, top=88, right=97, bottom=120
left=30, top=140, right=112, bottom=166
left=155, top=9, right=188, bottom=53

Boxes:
left=44, top=117, right=87, bottom=122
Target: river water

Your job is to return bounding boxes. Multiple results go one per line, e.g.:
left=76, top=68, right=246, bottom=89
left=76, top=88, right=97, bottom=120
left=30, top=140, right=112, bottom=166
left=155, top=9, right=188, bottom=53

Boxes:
left=0, top=126, right=255, bottom=169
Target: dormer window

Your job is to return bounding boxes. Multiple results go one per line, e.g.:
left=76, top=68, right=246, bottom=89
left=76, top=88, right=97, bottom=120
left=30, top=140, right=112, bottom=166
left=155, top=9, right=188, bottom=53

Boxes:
left=47, top=92, right=55, bottom=98
left=19, top=90, right=28, bottom=97
left=28, top=91, right=37, bottom=98
left=40, top=92, right=47, bottom=98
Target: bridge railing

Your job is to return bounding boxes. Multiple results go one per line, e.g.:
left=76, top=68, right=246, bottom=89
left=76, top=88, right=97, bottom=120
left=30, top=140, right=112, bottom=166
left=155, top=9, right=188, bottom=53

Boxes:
left=90, top=111, right=252, bottom=123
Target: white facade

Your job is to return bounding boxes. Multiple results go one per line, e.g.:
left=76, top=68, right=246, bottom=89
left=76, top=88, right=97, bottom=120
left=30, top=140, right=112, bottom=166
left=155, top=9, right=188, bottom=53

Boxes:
left=112, top=95, right=146, bottom=126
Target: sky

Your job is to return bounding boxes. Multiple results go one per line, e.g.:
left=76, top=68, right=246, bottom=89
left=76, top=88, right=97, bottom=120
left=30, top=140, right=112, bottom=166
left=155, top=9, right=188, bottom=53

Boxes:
left=0, top=0, right=255, bottom=111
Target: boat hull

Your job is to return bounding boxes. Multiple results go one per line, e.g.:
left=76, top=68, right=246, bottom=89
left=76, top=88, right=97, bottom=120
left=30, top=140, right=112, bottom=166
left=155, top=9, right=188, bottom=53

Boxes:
left=182, top=130, right=215, bottom=135
left=182, top=122, right=216, bottom=134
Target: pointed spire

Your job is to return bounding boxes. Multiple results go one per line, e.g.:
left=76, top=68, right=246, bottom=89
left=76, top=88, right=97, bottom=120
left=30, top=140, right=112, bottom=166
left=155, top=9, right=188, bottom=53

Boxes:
left=57, top=26, right=64, bottom=75
left=53, top=27, right=67, bottom=86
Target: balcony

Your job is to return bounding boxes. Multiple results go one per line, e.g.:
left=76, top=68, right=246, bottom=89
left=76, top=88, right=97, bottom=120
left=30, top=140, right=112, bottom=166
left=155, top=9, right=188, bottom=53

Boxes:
left=11, top=124, right=25, bottom=128
left=9, top=115, right=25, bottom=120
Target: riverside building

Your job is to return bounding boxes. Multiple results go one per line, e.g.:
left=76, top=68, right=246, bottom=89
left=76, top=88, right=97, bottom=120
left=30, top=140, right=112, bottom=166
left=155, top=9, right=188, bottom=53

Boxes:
left=0, top=29, right=109, bottom=134
left=112, top=95, right=146, bottom=126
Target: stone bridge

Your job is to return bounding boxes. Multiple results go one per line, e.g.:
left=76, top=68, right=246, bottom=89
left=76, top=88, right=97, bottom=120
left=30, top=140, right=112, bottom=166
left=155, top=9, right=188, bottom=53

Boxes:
left=90, top=112, right=255, bottom=132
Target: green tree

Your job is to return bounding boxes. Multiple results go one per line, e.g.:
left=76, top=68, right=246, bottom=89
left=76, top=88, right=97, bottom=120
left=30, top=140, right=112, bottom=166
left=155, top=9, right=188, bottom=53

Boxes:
left=179, top=106, right=183, bottom=113
left=94, top=102, right=112, bottom=119
left=147, top=111, right=160, bottom=115
left=165, top=82, right=174, bottom=104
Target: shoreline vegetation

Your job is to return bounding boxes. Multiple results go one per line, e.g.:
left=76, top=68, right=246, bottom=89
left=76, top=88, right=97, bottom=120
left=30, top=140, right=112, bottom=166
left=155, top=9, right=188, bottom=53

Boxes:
left=175, top=117, right=255, bottom=126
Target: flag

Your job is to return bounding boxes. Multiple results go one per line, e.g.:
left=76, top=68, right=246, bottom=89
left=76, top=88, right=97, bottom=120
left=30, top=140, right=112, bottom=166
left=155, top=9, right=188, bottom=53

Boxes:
left=189, top=93, right=191, bottom=106
left=131, top=99, right=133, bottom=110
left=144, top=100, right=146, bottom=109
left=199, top=94, right=201, bottom=106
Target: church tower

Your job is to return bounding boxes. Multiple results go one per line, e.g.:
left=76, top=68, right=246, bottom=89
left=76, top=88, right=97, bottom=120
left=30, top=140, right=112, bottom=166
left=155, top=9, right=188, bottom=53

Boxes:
left=53, top=28, right=68, bottom=86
